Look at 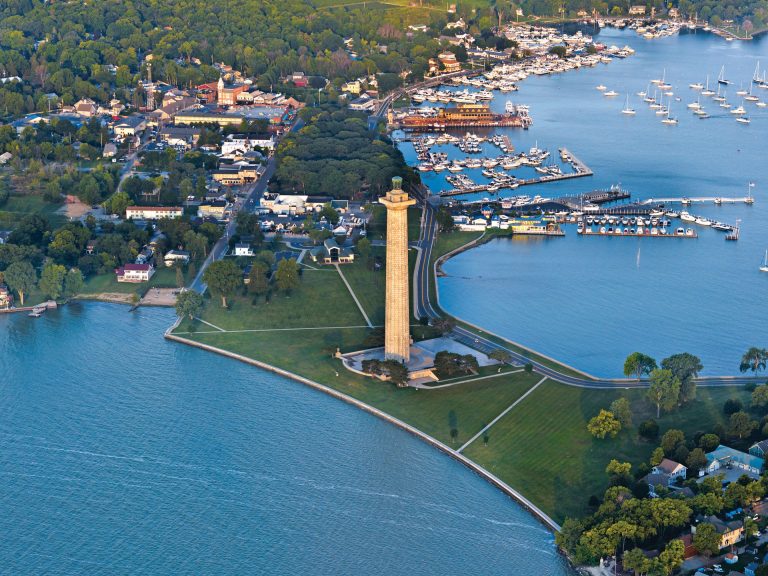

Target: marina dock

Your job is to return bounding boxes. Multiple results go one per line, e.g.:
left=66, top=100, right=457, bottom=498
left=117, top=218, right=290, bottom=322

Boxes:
left=439, top=147, right=593, bottom=198
left=641, top=197, right=754, bottom=205
left=578, top=228, right=698, bottom=238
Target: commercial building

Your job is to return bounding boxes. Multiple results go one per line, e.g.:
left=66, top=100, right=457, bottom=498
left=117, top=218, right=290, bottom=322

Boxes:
left=125, top=206, right=183, bottom=220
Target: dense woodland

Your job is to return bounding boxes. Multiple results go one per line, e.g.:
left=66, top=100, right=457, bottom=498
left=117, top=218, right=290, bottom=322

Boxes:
left=272, top=107, right=417, bottom=199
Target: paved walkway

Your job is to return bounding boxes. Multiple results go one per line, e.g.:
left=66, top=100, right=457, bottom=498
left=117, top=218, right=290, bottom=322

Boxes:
left=175, top=324, right=376, bottom=335
left=334, top=264, right=373, bottom=328
left=457, top=376, right=548, bottom=453
left=194, top=317, right=225, bottom=332
left=412, top=368, right=524, bottom=390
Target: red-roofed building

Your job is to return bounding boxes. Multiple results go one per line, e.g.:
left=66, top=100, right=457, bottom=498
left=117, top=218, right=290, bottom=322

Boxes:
left=115, top=263, right=155, bottom=283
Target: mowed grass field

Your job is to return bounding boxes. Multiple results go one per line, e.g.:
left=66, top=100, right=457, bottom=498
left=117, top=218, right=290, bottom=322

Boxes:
left=186, top=327, right=542, bottom=447
left=81, top=267, right=185, bottom=297
left=463, top=381, right=752, bottom=523
left=0, top=193, right=67, bottom=229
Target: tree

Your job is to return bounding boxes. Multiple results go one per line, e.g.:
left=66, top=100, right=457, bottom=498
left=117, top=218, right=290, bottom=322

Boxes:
left=202, top=260, right=242, bottom=308
left=660, top=429, right=685, bottom=456
left=63, top=268, right=84, bottom=298
left=638, top=419, right=659, bottom=440
left=488, top=349, right=512, bottom=364
left=605, top=459, right=631, bottom=477
left=610, top=398, right=632, bottom=428
left=692, top=523, right=721, bottom=556
left=275, top=258, right=300, bottom=293
left=3, top=260, right=36, bottom=305
left=624, top=352, right=657, bottom=381
left=655, top=539, right=685, bottom=576
left=623, top=548, right=652, bottom=576
left=247, top=261, right=270, bottom=298
left=661, top=353, right=702, bottom=403
left=39, top=261, right=66, bottom=300
left=698, top=433, right=720, bottom=452
left=650, top=447, right=665, bottom=466
left=724, top=398, right=743, bottom=415
left=691, top=491, right=724, bottom=516
left=686, top=448, right=708, bottom=473
left=728, top=411, right=756, bottom=439
left=647, top=369, right=681, bottom=418
left=175, top=290, right=203, bottom=320
left=587, top=410, right=621, bottom=439
left=740, top=347, right=768, bottom=374
left=751, top=384, right=768, bottom=410
left=356, top=236, right=371, bottom=263
left=382, top=359, right=408, bottom=386
left=175, top=266, right=185, bottom=288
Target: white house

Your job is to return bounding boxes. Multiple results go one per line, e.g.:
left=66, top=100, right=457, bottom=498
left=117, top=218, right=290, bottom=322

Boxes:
left=221, top=134, right=276, bottom=155
left=125, top=206, right=183, bottom=220
left=164, top=250, right=190, bottom=267
left=234, top=243, right=254, bottom=256
left=115, top=263, right=155, bottom=283
left=113, top=116, right=147, bottom=137
left=653, top=458, right=687, bottom=481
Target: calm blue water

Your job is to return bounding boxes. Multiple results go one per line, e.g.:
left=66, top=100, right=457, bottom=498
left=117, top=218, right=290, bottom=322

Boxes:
left=0, top=303, right=572, bottom=575
left=408, top=29, right=768, bottom=377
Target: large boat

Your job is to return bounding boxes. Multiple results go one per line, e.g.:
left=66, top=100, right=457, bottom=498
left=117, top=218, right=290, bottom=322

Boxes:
left=621, top=94, right=636, bottom=115
left=761, top=250, right=768, bottom=272
left=718, top=65, right=730, bottom=85
left=401, top=103, right=531, bottom=131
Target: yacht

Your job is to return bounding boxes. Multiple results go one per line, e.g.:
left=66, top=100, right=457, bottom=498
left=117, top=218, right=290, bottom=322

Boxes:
left=695, top=217, right=712, bottom=226
left=687, top=98, right=701, bottom=109
left=731, top=103, right=746, bottom=115
left=694, top=108, right=708, bottom=116
left=680, top=211, right=696, bottom=222
left=736, top=117, right=751, bottom=124
left=689, top=82, right=704, bottom=90
left=761, top=250, right=768, bottom=273
left=596, top=84, right=607, bottom=91
left=621, top=94, right=636, bottom=115
left=718, top=65, right=730, bottom=85
left=701, top=76, right=715, bottom=97
left=604, top=90, right=619, bottom=97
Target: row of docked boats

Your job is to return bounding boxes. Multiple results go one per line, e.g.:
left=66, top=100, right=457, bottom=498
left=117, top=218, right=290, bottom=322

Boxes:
left=679, top=211, right=735, bottom=231
left=416, top=145, right=552, bottom=174
left=578, top=223, right=697, bottom=237
left=411, top=87, right=497, bottom=105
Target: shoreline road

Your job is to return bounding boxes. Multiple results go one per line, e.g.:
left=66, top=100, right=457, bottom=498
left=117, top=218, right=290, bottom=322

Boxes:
left=190, top=118, right=305, bottom=293
left=411, top=193, right=762, bottom=389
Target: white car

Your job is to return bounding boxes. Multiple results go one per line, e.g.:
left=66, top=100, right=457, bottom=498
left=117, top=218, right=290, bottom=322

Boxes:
left=713, top=566, right=724, bottom=573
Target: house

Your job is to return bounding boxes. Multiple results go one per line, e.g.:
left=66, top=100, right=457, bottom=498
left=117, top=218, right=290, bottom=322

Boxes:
left=749, top=440, right=768, bottom=458
left=113, top=116, right=147, bottom=137
left=125, top=206, right=183, bottom=220
left=341, top=80, right=362, bottom=95
left=234, top=243, right=254, bottom=257
left=157, top=126, right=201, bottom=149
left=348, top=94, right=377, bottom=112
left=692, top=515, right=744, bottom=549
left=644, top=472, right=675, bottom=497
left=438, top=52, right=462, bottom=73
left=706, top=445, right=765, bottom=477
left=0, top=151, right=12, bottom=164
left=0, top=284, right=13, bottom=309
left=74, top=98, right=97, bottom=117
left=216, top=77, right=248, bottom=106
left=212, top=164, right=260, bottom=186
left=164, top=250, right=190, bottom=267
left=290, top=72, right=308, bottom=88
left=115, top=263, right=155, bottom=283
left=221, top=134, right=276, bottom=154
left=654, top=458, right=687, bottom=480
left=309, top=239, right=355, bottom=264
left=102, top=143, right=118, bottom=158
left=197, top=201, right=229, bottom=220
left=628, top=5, right=646, bottom=15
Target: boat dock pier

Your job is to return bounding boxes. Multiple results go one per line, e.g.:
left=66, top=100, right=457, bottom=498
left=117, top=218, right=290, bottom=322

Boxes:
left=578, top=228, right=698, bottom=238
left=641, top=197, right=754, bottom=205
left=561, top=148, right=592, bottom=176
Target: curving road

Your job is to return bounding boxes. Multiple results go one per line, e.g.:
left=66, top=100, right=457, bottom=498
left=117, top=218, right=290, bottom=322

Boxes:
left=411, top=196, right=761, bottom=389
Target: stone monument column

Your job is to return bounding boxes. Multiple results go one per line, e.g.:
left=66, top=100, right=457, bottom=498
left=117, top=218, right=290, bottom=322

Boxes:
left=379, top=176, right=416, bottom=363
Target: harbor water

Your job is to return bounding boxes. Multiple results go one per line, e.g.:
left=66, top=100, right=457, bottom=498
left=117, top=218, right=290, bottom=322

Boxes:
left=0, top=303, right=573, bottom=575
left=403, top=28, right=768, bottom=377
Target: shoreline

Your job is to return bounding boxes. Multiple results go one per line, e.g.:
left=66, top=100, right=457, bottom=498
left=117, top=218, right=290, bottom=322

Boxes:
left=163, top=324, right=562, bottom=534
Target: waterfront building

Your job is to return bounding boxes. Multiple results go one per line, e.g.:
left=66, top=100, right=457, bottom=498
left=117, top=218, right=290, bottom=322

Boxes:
left=115, top=263, right=155, bottom=283
left=125, top=206, right=183, bottom=220
left=379, top=176, right=415, bottom=363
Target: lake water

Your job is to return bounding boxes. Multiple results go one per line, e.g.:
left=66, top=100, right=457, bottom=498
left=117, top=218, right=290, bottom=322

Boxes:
left=0, top=303, right=572, bottom=574
left=402, top=28, right=768, bottom=377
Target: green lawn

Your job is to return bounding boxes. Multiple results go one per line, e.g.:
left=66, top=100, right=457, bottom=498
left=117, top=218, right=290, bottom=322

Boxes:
left=0, top=192, right=67, bottom=229
left=182, top=326, right=542, bottom=446
left=463, top=381, right=752, bottom=523
left=81, top=267, right=188, bottom=297
left=179, top=269, right=367, bottom=332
